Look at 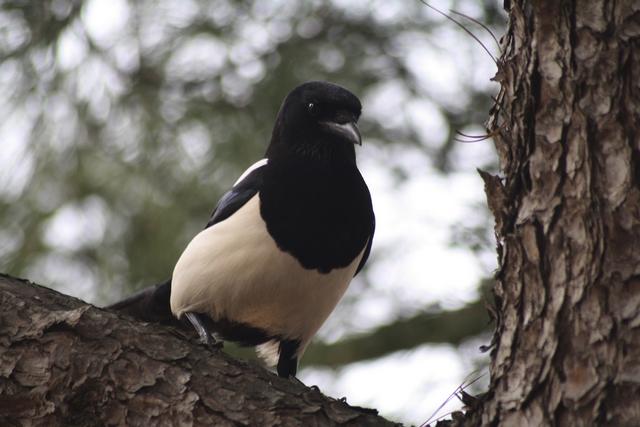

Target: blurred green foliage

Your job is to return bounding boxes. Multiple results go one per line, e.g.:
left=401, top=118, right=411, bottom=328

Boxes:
left=0, top=0, right=503, bottom=365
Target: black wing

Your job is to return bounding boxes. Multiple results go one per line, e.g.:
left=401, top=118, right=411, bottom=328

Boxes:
left=355, top=214, right=375, bottom=276
left=205, top=160, right=267, bottom=228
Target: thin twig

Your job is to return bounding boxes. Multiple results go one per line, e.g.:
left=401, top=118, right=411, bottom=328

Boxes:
left=418, top=0, right=497, bottom=65
left=420, top=371, right=488, bottom=426
left=449, top=10, right=500, bottom=49
left=421, top=387, right=461, bottom=427
left=454, top=122, right=507, bottom=143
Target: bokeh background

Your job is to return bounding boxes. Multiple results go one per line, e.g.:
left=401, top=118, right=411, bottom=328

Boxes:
left=0, top=0, right=505, bottom=423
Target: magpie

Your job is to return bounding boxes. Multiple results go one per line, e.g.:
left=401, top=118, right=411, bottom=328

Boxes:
left=110, top=81, right=375, bottom=378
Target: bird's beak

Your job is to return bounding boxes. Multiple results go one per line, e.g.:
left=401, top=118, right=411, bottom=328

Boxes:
left=321, top=121, right=362, bottom=145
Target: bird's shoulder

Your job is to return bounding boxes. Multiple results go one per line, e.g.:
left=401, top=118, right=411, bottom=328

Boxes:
left=205, top=159, right=267, bottom=228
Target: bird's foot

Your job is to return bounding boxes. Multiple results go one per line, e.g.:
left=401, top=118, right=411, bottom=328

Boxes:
left=337, top=397, right=378, bottom=415
left=185, top=312, right=223, bottom=351
left=287, top=375, right=321, bottom=392
left=198, top=332, right=224, bottom=350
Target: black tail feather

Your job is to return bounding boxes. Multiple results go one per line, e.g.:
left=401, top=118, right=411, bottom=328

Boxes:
left=107, top=280, right=276, bottom=348
left=107, top=280, right=181, bottom=327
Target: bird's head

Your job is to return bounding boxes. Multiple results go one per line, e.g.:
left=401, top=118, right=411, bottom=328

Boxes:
left=267, top=81, right=363, bottom=160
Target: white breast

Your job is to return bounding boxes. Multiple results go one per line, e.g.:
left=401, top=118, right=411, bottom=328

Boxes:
left=170, top=194, right=363, bottom=356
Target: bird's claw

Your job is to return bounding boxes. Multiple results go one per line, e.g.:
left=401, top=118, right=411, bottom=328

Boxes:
left=201, top=334, right=224, bottom=350
left=207, top=340, right=224, bottom=351
left=287, top=376, right=320, bottom=392
left=337, top=396, right=378, bottom=415
left=288, top=376, right=306, bottom=386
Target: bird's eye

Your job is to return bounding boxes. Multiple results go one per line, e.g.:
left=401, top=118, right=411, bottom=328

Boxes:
left=307, top=103, right=315, bottom=112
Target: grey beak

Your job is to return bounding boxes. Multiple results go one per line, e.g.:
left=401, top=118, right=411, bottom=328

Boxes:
left=321, top=121, right=362, bottom=145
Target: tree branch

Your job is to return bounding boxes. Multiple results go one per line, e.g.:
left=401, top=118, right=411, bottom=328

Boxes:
left=0, top=274, right=397, bottom=426
left=303, top=295, right=492, bottom=368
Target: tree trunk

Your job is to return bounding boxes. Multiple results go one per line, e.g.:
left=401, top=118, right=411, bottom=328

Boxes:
left=476, top=0, right=640, bottom=425
left=0, top=275, right=396, bottom=426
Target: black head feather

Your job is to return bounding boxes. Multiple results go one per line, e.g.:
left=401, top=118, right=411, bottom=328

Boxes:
left=267, top=81, right=363, bottom=160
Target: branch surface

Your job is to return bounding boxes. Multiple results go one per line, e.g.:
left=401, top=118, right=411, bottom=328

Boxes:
left=0, top=274, right=397, bottom=426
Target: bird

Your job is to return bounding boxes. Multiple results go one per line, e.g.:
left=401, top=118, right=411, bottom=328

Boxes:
left=109, top=81, right=375, bottom=378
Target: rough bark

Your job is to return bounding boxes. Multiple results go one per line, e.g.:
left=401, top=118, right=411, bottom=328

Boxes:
left=0, top=274, right=397, bottom=426
left=473, top=0, right=640, bottom=425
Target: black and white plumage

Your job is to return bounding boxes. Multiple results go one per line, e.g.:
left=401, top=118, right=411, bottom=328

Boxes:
left=111, top=81, right=375, bottom=378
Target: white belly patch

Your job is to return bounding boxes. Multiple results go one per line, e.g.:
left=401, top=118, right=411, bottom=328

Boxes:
left=170, top=194, right=363, bottom=353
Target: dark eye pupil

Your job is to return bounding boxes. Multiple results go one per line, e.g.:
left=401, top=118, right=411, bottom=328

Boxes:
left=308, top=103, right=314, bottom=111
